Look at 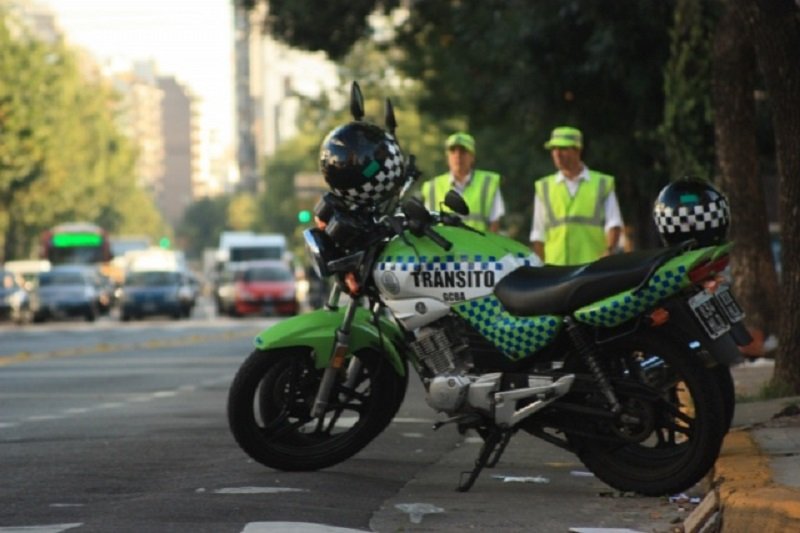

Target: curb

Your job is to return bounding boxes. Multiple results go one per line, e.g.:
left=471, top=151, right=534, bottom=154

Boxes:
left=715, top=429, right=800, bottom=532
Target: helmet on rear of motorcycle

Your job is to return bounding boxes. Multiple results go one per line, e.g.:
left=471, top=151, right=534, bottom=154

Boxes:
left=653, top=176, right=730, bottom=247
left=319, top=121, right=405, bottom=208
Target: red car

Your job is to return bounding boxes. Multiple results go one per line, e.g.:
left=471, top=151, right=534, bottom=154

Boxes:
left=231, top=261, right=298, bottom=317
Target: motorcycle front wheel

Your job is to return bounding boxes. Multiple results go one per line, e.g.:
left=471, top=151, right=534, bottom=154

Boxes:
left=227, top=347, right=407, bottom=471
left=564, top=330, right=727, bottom=496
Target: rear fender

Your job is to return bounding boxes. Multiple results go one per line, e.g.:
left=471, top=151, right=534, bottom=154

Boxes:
left=574, top=246, right=726, bottom=328
left=253, top=307, right=407, bottom=376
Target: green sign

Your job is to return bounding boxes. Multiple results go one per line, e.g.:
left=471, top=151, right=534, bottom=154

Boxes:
left=52, top=233, right=103, bottom=248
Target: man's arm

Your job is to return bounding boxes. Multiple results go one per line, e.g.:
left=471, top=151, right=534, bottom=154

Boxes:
left=530, top=194, right=546, bottom=261
left=532, top=241, right=545, bottom=262
left=605, top=226, right=622, bottom=255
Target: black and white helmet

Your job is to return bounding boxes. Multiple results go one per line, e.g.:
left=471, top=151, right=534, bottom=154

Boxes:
left=653, top=176, right=730, bottom=247
left=319, top=121, right=405, bottom=208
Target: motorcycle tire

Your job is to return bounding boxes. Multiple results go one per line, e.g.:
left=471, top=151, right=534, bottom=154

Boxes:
left=565, top=330, right=726, bottom=496
left=713, top=364, right=735, bottom=433
left=228, top=347, right=407, bottom=471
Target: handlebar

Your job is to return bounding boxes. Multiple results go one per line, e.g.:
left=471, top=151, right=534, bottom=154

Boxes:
left=423, top=225, right=453, bottom=251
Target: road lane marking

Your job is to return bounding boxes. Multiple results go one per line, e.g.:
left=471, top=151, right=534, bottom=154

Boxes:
left=0, top=374, right=234, bottom=430
left=214, top=487, right=308, bottom=494
left=0, top=524, right=82, bottom=533
left=241, top=523, right=367, bottom=532
left=0, top=328, right=260, bottom=368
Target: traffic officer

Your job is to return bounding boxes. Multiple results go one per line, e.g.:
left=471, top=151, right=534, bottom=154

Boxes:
left=421, top=132, right=505, bottom=232
left=530, top=126, right=623, bottom=265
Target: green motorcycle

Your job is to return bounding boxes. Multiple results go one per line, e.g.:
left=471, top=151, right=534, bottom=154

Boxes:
left=228, top=83, right=745, bottom=494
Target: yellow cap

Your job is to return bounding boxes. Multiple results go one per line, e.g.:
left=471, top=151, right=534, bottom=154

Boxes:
left=446, top=132, right=475, bottom=154
left=544, top=126, right=583, bottom=149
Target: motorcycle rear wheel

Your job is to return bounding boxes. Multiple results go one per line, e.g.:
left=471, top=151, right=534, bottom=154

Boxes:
left=565, top=330, right=727, bottom=496
left=228, top=347, right=406, bottom=471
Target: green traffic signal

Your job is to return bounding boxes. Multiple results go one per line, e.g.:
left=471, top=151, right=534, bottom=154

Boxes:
left=159, top=236, right=171, bottom=249
left=297, top=210, right=313, bottom=224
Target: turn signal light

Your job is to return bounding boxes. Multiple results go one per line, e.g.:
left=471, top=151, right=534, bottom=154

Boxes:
left=345, top=272, right=360, bottom=294
left=649, top=307, right=670, bottom=327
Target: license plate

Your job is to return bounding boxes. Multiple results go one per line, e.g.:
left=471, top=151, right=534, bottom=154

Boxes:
left=714, top=285, right=745, bottom=323
left=689, top=291, right=730, bottom=340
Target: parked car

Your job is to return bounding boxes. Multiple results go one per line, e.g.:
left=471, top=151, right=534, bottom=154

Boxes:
left=222, top=260, right=298, bottom=317
left=30, top=265, right=104, bottom=322
left=0, top=269, right=32, bottom=324
left=3, top=259, right=50, bottom=291
left=118, top=270, right=194, bottom=320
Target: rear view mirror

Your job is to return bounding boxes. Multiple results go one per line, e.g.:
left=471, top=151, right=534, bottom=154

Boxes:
left=444, top=190, right=469, bottom=216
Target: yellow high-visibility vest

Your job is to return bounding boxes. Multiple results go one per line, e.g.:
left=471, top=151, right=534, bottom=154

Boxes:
left=535, top=171, right=614, bottom=265
left=422, top=170, right=500, bottom=232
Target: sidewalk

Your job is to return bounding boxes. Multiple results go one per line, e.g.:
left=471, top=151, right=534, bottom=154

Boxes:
left=713, top=359, right=800, bottom=532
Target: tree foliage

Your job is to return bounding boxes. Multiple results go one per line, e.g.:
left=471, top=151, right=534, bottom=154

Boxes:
left=248, top=0, right=675, bottom=245
left=265, top=0, right=398, bottom=60
left=660, top=0, right=718, bottom=181
left=0, top=12, right=167, bottom=260
left=177, top=196, right=230, bottom=259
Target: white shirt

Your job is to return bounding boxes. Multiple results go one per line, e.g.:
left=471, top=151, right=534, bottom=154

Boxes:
left=450, top=171, right=506, bottom=223
left=529, top=166, right=623, bottom=242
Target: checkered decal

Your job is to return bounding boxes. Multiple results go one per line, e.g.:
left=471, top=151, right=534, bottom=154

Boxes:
left=574, top=263, right=689, bottom=327
left=378, top=254, right=504, bottom=272
left=377, top=252, right=539, bottom=272
left=337, top=133, right=405, bottom=206
left=654, top=198, right=730, bottom=236
left=453, top=295, right=561, bottom=360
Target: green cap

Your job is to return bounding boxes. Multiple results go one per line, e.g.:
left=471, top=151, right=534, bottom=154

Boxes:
left=446, top=131, right=475, bottom=154
left=544, top=126, right=583, bottom=149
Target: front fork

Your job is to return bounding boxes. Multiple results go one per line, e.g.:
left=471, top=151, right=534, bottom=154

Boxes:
left=311, top=292, right=361, bottom=418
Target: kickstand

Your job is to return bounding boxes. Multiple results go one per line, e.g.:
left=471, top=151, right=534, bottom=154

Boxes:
left=457, top=427, right=513, bottom=492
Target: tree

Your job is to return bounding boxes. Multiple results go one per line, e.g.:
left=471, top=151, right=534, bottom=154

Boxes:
left=0, top=12, right=166, bottom=260
left=177, top=196, right=230, bottom=259
left=712, top=2, right=779, bottom=351
left=730, top=0, right=800, bottom=392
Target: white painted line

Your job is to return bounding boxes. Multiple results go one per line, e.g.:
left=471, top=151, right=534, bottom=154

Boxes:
left=152, top=391, right=177, bottom=398
left=241, top=522, right=368, bottom=532
left=0, top=523, right=83, bottom=533
left=63, top=408, right=90, bottom=414
left=96, top=402, right=125, bottom=409
left=49, top=504, right=84, bottom=508
left=0, top=422, right=19, bottom=428
left=391, top=417, right=435, bottom=424
left=25, top=415, right=65, bottom=422
left=401, top=432, right=424, bottom=438
left=214, top=487, right=308, bottom=495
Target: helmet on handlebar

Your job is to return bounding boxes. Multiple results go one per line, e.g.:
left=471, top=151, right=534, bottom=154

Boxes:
left=653, top=176, right=730, bottom=247
left=319, top=121, right=405, bottom=208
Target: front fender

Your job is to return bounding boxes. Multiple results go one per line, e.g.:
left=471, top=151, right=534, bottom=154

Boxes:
left=253, top=307, right=407, bottom=376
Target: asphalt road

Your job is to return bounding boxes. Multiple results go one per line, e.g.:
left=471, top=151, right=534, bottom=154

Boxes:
left=0, top=309, right=692, bottom=532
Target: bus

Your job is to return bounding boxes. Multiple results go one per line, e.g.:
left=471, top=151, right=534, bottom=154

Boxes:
left=40, top=222, right=113, bottom=267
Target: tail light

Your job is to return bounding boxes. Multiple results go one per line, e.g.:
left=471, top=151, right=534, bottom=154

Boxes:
left=688, top=256, right=730, bottom=284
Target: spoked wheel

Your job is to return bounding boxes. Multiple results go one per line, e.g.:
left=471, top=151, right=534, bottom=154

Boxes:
left=227, top=347, right=406, bottom=471
left=564, top=330, right=727, bottom=496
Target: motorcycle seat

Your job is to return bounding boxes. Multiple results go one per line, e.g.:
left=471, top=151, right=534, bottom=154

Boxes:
left=494, top=245, right=685, bottom=317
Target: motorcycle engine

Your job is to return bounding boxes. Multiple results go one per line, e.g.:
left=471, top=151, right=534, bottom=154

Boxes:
left=410, top=319, right=481, bottom=414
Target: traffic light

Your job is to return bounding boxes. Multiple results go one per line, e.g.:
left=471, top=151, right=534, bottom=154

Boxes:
left=159, top=236, right=171, bottom=249
left=297, top=209, right=313, bottom=224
